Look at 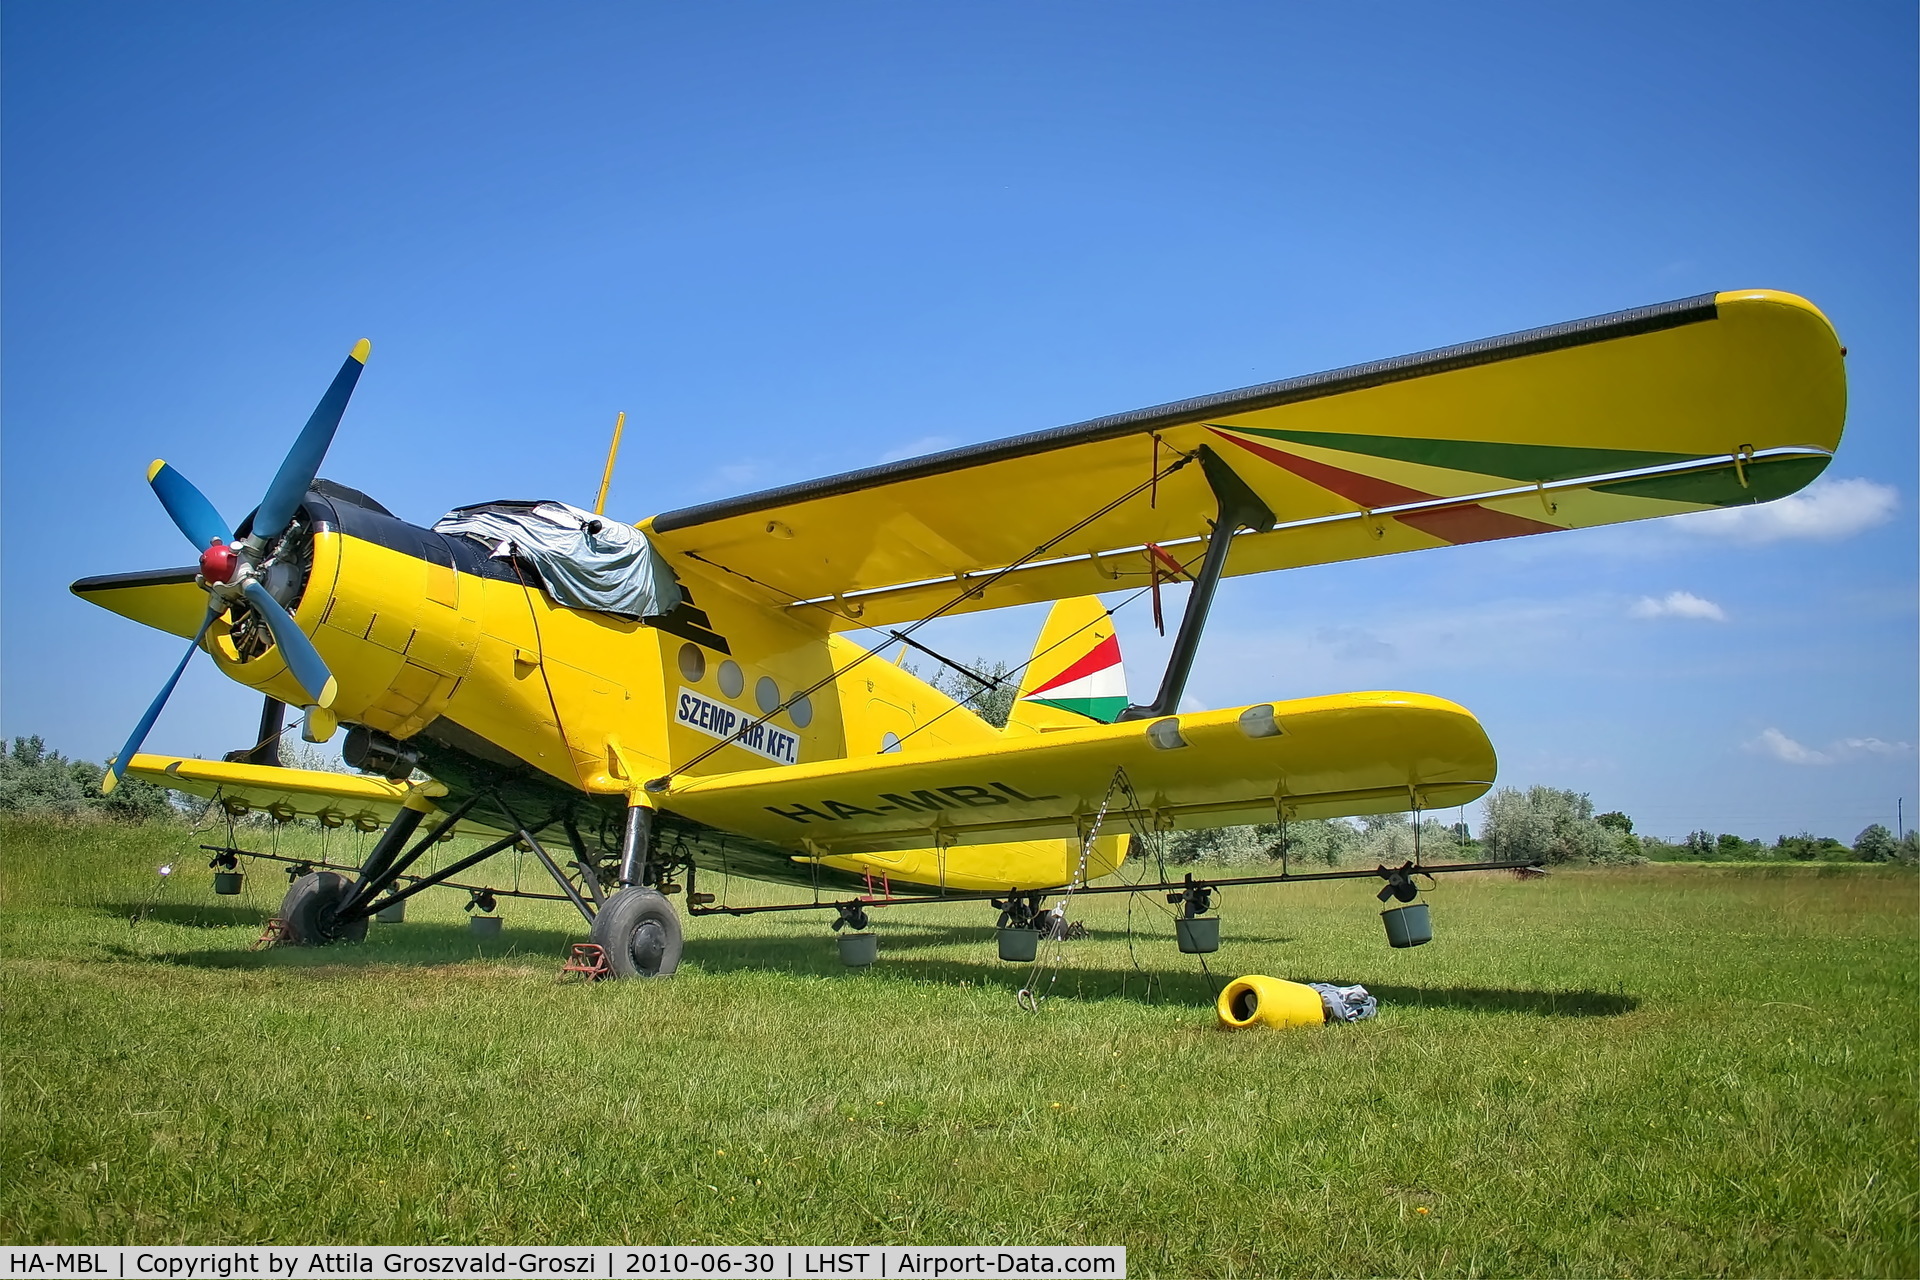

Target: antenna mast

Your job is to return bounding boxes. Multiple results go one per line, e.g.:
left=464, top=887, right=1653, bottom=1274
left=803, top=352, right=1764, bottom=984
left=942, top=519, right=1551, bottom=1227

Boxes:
left=593, top=411, right=627, bottom=516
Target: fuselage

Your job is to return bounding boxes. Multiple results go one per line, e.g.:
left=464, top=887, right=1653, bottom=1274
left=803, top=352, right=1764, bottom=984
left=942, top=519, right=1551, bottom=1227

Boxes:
left=197, top=483, right=1119, bottom=892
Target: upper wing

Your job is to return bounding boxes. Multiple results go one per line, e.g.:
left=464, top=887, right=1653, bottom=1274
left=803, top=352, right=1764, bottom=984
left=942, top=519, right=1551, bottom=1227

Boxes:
left=128, top=755, right=507, bottom=836
left=655, top=691, right=1495, bottom=857
left=646, top=291, right=1845, bottom=630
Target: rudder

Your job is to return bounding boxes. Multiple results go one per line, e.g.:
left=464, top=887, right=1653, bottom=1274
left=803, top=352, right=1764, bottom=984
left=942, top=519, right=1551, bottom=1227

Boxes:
left=1007, top=597, right=1127, bottom=735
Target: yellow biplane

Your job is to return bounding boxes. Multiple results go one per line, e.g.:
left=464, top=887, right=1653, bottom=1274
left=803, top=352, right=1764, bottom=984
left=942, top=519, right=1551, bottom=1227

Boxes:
left=75, top=289, right=1847, bottom=977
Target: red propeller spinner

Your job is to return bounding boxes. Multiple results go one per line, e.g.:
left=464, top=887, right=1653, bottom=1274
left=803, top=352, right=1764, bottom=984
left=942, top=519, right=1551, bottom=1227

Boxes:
left=199, top=541, right=238, bottom=584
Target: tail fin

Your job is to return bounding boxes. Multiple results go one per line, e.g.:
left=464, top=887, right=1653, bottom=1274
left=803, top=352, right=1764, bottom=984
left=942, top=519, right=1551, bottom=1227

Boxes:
left=1007, top=597, right=1127, bottom=734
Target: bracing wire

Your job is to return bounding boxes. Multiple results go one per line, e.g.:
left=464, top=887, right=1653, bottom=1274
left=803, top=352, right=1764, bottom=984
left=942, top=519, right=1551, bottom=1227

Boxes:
left=663, top=447, right=1199, bottom=780
left=877, top=538, right=1210, bottom=753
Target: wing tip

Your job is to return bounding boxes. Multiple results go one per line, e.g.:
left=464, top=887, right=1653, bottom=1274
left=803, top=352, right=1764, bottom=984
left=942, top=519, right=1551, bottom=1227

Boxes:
left=1714, top=289, right=1837, bottom=334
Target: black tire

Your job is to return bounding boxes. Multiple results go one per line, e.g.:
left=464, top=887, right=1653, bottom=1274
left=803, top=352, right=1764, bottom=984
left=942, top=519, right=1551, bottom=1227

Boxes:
left=280, top=871, right=369, bottom=946
left=589, top=887, right=682, bottom=978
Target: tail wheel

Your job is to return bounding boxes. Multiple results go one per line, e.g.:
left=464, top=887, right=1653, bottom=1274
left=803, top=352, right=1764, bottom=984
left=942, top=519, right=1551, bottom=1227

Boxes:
left=590, top=887, right=683, bottom=978
left=280, top=871, right=369, bottom=946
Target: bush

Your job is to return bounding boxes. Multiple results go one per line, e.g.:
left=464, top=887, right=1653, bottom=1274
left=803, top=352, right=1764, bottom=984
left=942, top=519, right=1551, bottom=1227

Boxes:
left=1158, top=813, right=1466, bottom=869
left=1274, top=818, right=1360, bottom=868
left=908, top=657, right=1018, bottom=728
left=1774, top=832, right=1849, bottom=861
left=1596, top=811, right=1634, bottom=835
left=1640, top=837, right=1686, bottom=861
left=1853, top=824, right=1899, bottom=863
left=1481, top=786, right=1642, bottom=865
left=1351, top=812, right=1460, bottom=864
left=1164, top=824, right=1284, bottom=866
left=0, top=736, right=174, bottom=822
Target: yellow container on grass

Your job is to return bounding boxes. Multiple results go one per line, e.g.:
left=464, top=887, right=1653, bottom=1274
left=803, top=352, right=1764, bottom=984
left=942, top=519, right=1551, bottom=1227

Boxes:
left=1217, top=975, right=1326, bottom=1030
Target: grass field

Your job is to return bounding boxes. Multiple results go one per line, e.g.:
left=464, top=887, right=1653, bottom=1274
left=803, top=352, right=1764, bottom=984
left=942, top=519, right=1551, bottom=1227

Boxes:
left=2, top=814, right=1915, bottom=1276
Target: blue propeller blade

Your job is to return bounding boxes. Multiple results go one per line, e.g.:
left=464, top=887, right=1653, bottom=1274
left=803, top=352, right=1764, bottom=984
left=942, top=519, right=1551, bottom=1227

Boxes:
left=102, top=606, right=218, bottom=794
left=147, top=461, right=232, bottom=552
left=253, top=339, right=370, bottom=542
left=241, top=579, right=337, bottom=709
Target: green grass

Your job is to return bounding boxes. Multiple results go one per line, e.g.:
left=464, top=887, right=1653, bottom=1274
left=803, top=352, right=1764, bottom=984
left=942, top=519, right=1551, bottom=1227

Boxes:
left=2, top=815, right=1915, bottom=1276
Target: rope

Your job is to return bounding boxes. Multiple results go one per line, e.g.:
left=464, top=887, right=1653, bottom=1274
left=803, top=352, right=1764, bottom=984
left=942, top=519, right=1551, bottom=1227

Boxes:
left=1101, top=767, right=1229, bottom=1006
left=510, top=555, right=584, bottom=790
left=1017, top=766, right=1125, bottom=1012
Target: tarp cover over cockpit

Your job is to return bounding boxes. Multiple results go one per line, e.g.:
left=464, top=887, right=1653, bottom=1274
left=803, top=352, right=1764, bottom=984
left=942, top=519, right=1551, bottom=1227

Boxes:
left=433, top=500, right=683, bottom=618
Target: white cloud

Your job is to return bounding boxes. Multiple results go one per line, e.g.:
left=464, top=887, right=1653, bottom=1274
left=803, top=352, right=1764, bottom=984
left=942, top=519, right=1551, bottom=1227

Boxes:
left=1746, top=728, right=1913, bottom=766
left=1629, top=590, right=1726, bottom=621
left=1676, top=477, right=1898, bottom=545
left=1839, top=737, right=1913, bottom=757
left=1750, top=727, right=1830, bottom=765
left=880, top=436, right=953, bottom=463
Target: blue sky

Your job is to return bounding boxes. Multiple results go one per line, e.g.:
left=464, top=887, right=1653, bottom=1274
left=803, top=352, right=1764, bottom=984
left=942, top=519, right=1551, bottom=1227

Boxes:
left=4, top=2, right=1914, bottom=841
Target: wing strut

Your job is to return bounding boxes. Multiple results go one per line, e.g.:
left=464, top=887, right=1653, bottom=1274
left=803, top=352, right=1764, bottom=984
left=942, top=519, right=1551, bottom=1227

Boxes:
left=224, top=696, right=287, bottom=767
left=1118, top=445, right=1275, bottom=721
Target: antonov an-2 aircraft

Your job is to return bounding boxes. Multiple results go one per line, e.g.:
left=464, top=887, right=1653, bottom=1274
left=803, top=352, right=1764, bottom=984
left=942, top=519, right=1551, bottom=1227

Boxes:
left=74, top=290, right=1847, bottom=977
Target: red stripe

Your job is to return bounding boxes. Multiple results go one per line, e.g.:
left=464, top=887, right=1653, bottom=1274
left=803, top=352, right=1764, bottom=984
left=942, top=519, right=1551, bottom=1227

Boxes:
left=1029, top=632, right=1121, bottom=697
left=1397, top=505, right=1560, bottom=543
left=1213, top=428, right=1430, bottom=508
left=1211, top=427, right=1560, bottom=545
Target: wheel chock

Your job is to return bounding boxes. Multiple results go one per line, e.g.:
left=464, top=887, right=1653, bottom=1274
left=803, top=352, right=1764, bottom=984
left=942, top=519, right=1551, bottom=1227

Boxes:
left=561, top=943, right=611, bottom=981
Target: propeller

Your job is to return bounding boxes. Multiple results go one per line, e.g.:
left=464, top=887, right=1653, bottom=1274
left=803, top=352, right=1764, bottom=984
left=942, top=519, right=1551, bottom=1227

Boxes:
left=102, top=340, right=370, bottom=793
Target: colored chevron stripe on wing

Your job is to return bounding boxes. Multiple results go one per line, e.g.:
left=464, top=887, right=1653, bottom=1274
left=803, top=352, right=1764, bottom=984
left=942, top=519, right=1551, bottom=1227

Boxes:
left=1024, top=632, right=1127, bottom=723
left=1209, top=428, right=1562, bottom=544
left=1216, top=425, right=1702, bottom=483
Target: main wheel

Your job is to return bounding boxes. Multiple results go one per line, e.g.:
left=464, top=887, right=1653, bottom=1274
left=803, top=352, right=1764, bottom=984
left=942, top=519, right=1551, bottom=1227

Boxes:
left=280, top=871, right=369, bottom=946
left=589, top=887, right=683, bottom=978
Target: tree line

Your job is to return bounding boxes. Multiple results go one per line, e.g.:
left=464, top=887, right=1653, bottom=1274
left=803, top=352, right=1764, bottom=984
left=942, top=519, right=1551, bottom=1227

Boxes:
left=912, top=655, right=1919, bottom=869
left=4, top=728, right=1915, bottom=868
left=1152, top=785, right=1919, bottom=868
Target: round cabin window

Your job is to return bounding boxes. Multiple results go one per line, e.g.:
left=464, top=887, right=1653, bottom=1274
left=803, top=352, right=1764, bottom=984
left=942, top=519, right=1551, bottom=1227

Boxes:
left=677, top=643, right=706, bottom=683
left=717, top=660, right=744, bottom=699
left=755, top=675, right=780, bottom=714
left=789, top=695, right=814, bottom=728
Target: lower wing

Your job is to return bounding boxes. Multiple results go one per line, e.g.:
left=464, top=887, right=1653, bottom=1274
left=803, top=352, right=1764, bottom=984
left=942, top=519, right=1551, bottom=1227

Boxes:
left=126, top=755, right=505, bottom=837
left=655, top=691, right=1494, bottom=858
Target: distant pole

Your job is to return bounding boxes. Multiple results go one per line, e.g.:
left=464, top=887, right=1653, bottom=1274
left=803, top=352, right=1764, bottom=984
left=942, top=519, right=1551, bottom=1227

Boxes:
left=1899, top=798, right=1904, bottom=841
left=593, top=411, right=627, bottom=516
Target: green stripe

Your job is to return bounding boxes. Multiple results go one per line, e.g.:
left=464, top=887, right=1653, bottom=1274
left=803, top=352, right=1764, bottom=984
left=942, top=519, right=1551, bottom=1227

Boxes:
left=1216, top=425, right=1701, bottom=483
left=1592, top=455, right=1829, bottom=507
left=1029, top=696, right=1129, bottom=724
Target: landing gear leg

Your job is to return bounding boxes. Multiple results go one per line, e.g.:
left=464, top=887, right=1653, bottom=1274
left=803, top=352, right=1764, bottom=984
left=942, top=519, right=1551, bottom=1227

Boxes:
left=590, top=803, right=681, bottom=978
left=619, top=804, right=654, bottom=887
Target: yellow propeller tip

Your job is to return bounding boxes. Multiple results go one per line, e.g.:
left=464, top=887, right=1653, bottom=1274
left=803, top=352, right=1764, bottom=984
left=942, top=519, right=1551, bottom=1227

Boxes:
left=317, top=677, right=339, bottom=710
left=350, top=338, right=372, bottom=364
left=101, top=770, right=119, bottom=795
left=146, top=459, right=167, bottom=482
